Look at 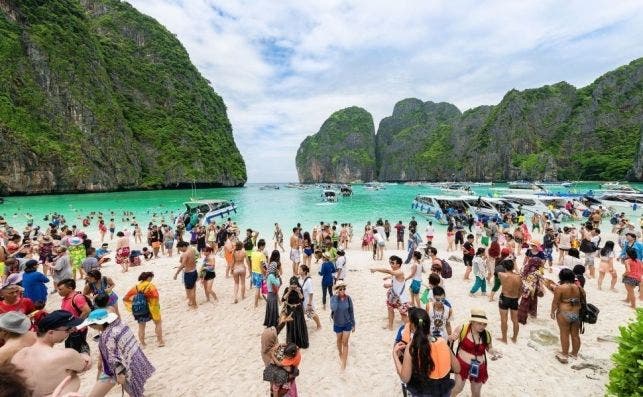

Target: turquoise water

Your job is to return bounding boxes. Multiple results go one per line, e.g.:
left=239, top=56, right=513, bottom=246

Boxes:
left=1, top=182, right=641, bottom=235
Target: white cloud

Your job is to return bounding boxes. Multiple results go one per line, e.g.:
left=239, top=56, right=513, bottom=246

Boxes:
left=128, top=0, right=643, bottom=182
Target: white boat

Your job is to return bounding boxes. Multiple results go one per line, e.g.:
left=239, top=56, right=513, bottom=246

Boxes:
left=339, top=185, right=353, bottom=197
left=321, top=190, right=338, bottom=203
left=412, top=195, right=500, bottom=225
left=364, top=182, right=385, bottom=191
left=596, top=193, right=643, bottom=212
left=492, top=181, right=549, bottom=195
left=501, top=194, right=571, bottom=221
left=175, top=199, right=237, bottom=228
left=259, top=184, right=280, bottom=190
left=439, top=183, right=473, bottom=195
left=599, top=182, right=641, bottom=194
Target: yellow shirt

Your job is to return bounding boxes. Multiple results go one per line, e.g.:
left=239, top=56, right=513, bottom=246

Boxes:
left=250, top=250, right=266, bottom=274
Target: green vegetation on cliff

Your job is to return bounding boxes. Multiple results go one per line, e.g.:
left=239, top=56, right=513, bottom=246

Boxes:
left=298, top=58, right=643, bottom=182
left=0, top=0, right=245, bottom=194
left=296, top=107, right=376, bottom=183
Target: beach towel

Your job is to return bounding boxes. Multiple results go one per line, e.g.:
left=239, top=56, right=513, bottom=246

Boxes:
left=123, top=281, right=161, bottom=321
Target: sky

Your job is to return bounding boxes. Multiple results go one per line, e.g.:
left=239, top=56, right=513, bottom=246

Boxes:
left=128, top=0, right=643, bottom=183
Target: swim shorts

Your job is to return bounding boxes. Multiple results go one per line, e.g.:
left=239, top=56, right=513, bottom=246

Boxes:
left=290, top=249, right=301, bottom=263
left=498, top=293, right=519, bottom=310
left=543, top=248, right=553, bottom=261
left=183, top=270, right=198, bottom=289
left=252, top=272, right=263, bottom=288
left=623, top=275, right=640, bottom=287
left=333, top=323, right=353, bottom=333
left=164, top=241, right=174, bottom=249
left=410, top=279, right=421, bottom=294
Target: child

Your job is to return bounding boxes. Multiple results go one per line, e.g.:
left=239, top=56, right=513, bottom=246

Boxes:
left=572, top=264, right=586, bottom=288
left=426, top=286, right=452, bottom=338
left=470, top=247, right=488, bottom=296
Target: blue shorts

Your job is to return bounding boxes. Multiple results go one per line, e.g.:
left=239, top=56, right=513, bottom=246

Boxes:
left=410, top=279, right=421, bottom=294
left=251, top=272, right=263, bottom=288
left=543, top=248, right=553, bottom=261
left=333, top=323, right=352, bottom=333
left=183, top=270, right=198, bottom=289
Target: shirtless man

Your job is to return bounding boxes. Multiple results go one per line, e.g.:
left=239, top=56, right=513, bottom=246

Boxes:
left=289, top=227, right=301, bottom=275
left=174, top=241, right=198, bottom=309
left=11, top=310, right=91, bottom=397
left=497, top=260, right=522, bottom=343
left=0, top=312, right=36, bottom=365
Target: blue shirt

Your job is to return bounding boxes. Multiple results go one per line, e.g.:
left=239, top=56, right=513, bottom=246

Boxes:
left=330, top=295, right=355, bottom=328
left=318, top=261, right=336, bottom=286
left=21, top=270, right=49, bottom=304
left=621, top=240, right=643, bottom=260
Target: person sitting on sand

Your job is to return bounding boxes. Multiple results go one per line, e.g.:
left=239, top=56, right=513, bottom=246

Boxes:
left=371, top=255, right=410, bottom=330
left=11, top=310, right=92, bottom=397
left=449, top=308, right=501, bottom=397
left=550, top=268, right=583, bottom=363
left=497, top=260, right=521, bottom=343
left=392, top=307, right=459, bottom=397
left=123, top=272, right=164, bottom=347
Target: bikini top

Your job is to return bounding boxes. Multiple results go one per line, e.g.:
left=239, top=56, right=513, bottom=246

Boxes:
left=458, top=329, right=487, bottom=357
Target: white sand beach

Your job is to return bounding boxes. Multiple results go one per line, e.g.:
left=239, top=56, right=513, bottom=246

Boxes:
left=39, top=227, right=635, bottom=397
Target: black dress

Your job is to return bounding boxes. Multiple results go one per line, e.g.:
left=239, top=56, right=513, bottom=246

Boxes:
left=263, top=275, right=280, bottom=327
left=282, top=286, right=309, bottom=349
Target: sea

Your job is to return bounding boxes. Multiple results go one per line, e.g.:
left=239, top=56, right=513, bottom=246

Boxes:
left=1, top=182, right=642, bottom=236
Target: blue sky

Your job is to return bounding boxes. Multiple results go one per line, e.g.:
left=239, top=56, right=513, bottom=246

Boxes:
left=129, top=0, right=643, bottom=183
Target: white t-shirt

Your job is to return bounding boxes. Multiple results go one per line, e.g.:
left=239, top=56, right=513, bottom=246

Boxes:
left=562, top=255, right=582, bottom=270
left=300, top=276, right=313, bottom=308
left=425, top=226, right=435, bottom=237
left=335, top=256, right=347, bottom=280
left=428, top=303, right=451, bottom=339
left=374, top=232, right=385, bottom=245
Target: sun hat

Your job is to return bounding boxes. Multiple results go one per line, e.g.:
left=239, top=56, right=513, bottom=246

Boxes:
left=322, top=252, right=331, bottom=259
left=77, top=309, right=118, bottom=328
left=469, top=308, right=488, bottom=324
left=528, top=239, right=541, bottom=247
left=69, top=237, right=83, bottom=246
left=333, top=280, right=347, bottom=291
left=0, top=312, right=31, bottom=334
left=38, top=310, right=84, bottom=332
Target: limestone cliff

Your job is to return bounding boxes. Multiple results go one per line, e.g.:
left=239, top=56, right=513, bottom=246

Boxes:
left=0, top=0, right=246, bottom=195
left=296, top=107, right=376, bottom=183
left=296, top=58, right=643, bottom=182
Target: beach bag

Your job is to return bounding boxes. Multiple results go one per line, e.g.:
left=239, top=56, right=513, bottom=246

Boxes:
left=481, top=236, right=490, bottom=247
left=263, top=363, right=289, bottom=384
left=579, top=239, right=594, bottom=253
left=440, top=259, right=453, bottom=279
left=420, top=288, right=431, bottom=305
left=579, top=289, right=598, bottom=328
left=132, top=286, right=150, bottom=319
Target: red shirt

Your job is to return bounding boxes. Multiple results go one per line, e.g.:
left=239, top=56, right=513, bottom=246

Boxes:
left=625, top=259, right=642, bottom=280
left=61, top=293, right=89, bottom=317
left=0, top=297, right=35, bottom=315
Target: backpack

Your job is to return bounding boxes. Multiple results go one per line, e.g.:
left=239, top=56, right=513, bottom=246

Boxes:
left=132, top=285, right=150, bottom=319
left=243, top=237, right=254, bottom=251
left=71, top=292, right=95, bottom=315
left=440, top=259, right=453, bottom=279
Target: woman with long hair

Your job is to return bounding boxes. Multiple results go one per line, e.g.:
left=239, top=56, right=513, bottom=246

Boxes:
left=264, top=251, right=282, bottom=328
left=622, top=247, right=642, bottom=309
left=282, top=276, right=309, bottom=349
left=597, top=240, right=617, bottom=291
left=393, top=308, right=459, bottom=396
left=550, top=268, right=583, bottom=363
left=301, top=231, right=313, bottom=267
left=232, top=241, right=247, bottom=303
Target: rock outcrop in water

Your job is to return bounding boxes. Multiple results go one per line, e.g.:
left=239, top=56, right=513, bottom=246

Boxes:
left=296, top=58, right=643, bottom=182
left=296, top=106, right=376, bottom=183
left=0, top=0, right=246, bottom=195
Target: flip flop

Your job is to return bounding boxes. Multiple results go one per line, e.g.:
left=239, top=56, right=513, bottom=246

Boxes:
left=556, top=353, right=568, bottom=364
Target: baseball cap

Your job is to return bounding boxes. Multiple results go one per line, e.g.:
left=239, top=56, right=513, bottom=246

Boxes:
left=0, top=312, right=31, bottom=334
left=38, top=310, right=84, bottom=332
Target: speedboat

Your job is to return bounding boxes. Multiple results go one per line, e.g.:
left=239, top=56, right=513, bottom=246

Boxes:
left=599, top=182, right=641, bottom=194
left=322, top=190, right=338, bottom=202
left=596, top=193, right=643, bottom=212
left=340, top=185, right=353, bottom=197
left=495, top=181, right=549, bottom=195
left=259, top=185, right=280, bottom=190
left=412, top=195, right=500, bottom=225
left=175, top=199, right=237, bottom=229
left=364, top=182, right=385, bottom=191
left=501, top=194, right=571, bottom=222
left=439, top=183, right=472, bottom=195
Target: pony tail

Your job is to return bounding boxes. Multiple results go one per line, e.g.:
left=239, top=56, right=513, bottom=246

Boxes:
left=410, top=312, right=434, bottom=376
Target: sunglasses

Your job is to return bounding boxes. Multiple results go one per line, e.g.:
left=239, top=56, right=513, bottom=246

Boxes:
left=433, top=297, right=445, bottom=302
left=337, top=287, right=346, bottom=291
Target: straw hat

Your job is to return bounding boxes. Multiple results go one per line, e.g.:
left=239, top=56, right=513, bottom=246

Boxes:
left=528, top=239, right=541, bottom=247
left=469, top=308, right=488, bottom=324
left=322, top=252, right=331, bottom=259
left=333, top=280, right=347, bottom=291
